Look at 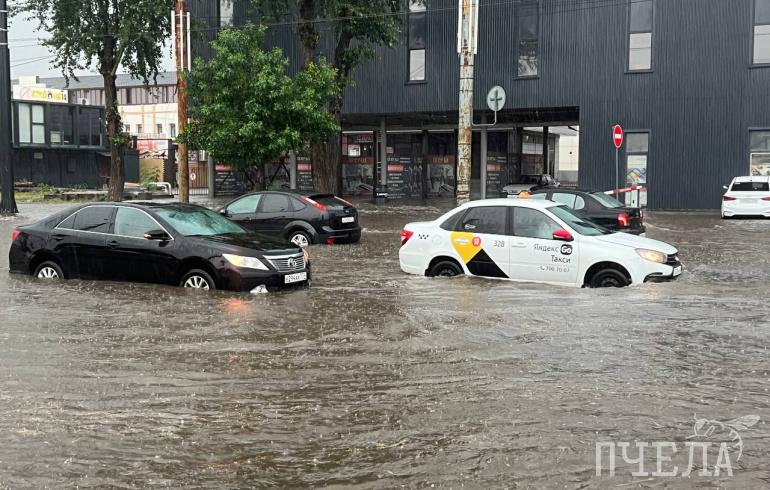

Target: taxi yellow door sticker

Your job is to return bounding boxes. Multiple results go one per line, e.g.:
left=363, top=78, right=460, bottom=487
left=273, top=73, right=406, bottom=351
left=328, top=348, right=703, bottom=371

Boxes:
left=450, top=232, right=508, bottom=278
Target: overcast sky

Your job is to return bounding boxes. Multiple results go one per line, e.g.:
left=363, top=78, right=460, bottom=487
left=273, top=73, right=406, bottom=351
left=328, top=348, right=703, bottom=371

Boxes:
left=8, top=15, right=174, bottom=80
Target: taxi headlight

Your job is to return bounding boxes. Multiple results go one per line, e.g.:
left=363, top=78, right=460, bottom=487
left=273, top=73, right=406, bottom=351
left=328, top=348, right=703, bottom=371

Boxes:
left=303, top=248, right=310, bottom=263
left=635, top=248, right=667, bottom=264
left=222, top=253, right=269, bottom=270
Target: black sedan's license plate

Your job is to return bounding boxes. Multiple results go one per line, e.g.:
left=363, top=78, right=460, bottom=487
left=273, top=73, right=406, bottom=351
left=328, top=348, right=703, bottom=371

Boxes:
left=285, top=272, right=308, bottom=284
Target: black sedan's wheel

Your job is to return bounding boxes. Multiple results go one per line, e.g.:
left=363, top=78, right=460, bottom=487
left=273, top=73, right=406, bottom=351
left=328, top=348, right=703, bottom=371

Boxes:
left=289, top=230, right=311, bottom=248
left=180, top=269, right=216, bottom=291
left=34, top=260, right=64, bottom=280
left=589, top=268, right=629, bottom=288
left=428, top=260, right=463, bottom=278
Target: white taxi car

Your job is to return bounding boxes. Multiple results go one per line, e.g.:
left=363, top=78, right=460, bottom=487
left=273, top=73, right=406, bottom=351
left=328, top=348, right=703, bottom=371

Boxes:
left=399, top=199, right=682, bottom=288
left=721, top=176, right=770, bottom=218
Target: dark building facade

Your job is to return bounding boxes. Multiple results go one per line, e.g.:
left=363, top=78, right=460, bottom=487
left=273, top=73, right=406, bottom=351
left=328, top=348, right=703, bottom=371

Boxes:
left=11, top=99, right=139, bottom=188
left=190, top=0, right=770, bottom=209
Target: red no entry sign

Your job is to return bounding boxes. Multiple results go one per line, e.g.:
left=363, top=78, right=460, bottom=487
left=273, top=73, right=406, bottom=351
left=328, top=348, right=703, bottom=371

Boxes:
left=612, top=124, right=624, bottom=149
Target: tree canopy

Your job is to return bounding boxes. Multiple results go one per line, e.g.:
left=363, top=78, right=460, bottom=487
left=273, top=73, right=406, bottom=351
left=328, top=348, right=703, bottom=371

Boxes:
left=180, top=24, right=339, bottom=175
left=19, top=0, right=174, bottom=200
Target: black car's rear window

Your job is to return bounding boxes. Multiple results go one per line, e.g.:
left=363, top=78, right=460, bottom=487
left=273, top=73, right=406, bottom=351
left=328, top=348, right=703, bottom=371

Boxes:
left=590, top=192, right=624, bottom=209
left=731, top=181, right=770, bottom=192
left=309, top=194, right=350, bottom=209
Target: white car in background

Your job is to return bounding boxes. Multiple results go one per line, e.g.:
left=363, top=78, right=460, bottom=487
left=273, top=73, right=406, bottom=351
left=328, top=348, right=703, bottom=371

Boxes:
left=399, top=199, right=682, bottom=288
left=721, top=176, right=770, bottom=218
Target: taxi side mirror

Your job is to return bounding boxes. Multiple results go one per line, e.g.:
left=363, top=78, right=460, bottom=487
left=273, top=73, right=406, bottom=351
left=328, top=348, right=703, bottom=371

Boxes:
left=722, top=185, right=729, bottom=190
left=552, top=229, right=574, bottom=242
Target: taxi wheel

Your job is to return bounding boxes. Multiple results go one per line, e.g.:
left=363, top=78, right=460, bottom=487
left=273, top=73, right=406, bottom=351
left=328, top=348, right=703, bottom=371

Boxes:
left=589, top=269, right=629, bottom=288
left=428, top=260, right=463, bottom=278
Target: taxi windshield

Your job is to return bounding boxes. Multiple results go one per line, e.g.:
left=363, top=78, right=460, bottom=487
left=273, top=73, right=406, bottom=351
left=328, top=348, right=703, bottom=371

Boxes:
left=549, top=205, right=612, bottom=236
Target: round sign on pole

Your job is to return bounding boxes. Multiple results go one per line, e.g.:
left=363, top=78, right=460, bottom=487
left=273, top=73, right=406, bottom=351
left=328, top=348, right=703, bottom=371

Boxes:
left=486, top=86, right=506, bottom=112
left=190, top=172, right=197, bottom=181
left=612, top=124, right=624, bottom=149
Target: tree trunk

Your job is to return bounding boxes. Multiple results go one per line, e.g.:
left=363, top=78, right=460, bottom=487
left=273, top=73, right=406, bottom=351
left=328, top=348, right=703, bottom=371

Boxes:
left=298, top=0, right=318, bottom=70
left=253, top=165, right=265, bottom=191
left=103, top=72, right=125, bottom=201
left=311, top=108, right=342, bottom=194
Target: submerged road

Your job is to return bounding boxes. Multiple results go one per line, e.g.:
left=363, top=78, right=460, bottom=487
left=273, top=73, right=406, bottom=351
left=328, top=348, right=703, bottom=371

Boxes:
left=1, top=200, right=768, bottom=487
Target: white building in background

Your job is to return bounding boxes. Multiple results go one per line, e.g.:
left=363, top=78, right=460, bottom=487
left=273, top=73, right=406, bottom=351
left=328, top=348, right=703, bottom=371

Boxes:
left=13, top=72, right=179, bottom=153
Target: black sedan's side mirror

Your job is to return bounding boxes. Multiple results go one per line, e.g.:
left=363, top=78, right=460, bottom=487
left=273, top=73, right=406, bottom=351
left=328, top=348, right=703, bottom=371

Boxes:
left=144, top=229, right=171, bottom=241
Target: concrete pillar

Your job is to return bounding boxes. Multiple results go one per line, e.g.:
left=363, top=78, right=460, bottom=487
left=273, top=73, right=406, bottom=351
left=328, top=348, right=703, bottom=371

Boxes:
left=516, top=127, right=524, bottom=182
left=379, top=118, right=387, bottom=189
left=421, top=130, right=429, bottom=199
left=289, top=150, right=297, bottom=190
left=480, top=116, right=488, bottom=199
left=542, top=126, right=549, bottom=175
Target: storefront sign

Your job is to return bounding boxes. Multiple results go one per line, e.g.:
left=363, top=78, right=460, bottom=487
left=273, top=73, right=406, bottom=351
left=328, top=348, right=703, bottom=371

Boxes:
left=297, top=157, right=314, bottom=191
left=13, top=86, right=69, bottom=104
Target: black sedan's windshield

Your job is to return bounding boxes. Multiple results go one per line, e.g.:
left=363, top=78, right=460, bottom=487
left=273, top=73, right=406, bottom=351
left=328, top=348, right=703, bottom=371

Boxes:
left=154, top=206, right=246, bottom=236
left=549, top=205, right=613, bottom=236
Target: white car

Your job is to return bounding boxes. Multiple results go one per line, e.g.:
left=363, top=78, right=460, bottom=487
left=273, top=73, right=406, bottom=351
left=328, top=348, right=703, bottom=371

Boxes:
left=399, top=199, right=682, bottom=288
left=721, top=176, right=770, bottom=218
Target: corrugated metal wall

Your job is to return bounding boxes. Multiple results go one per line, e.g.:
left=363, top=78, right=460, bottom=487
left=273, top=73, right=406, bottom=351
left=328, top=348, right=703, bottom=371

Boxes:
left=190, top=0, right=770, bottom=209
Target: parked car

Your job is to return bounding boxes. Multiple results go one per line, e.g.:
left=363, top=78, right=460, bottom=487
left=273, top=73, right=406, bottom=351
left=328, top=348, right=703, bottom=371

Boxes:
left=721, top=176, right=770, bottom=218
left=502, top=174, right=560, bottom=196
left=399, top=198, right=681, bottom=287
left=219, top=191, right=361, bottom=247
left=9, top=203, right=310, bottom=292
left=528, top=188, right=646, bottom=235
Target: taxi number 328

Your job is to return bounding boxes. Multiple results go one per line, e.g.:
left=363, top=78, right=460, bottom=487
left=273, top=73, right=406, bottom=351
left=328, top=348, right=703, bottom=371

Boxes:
left=492, top=240, right=505, bottom=248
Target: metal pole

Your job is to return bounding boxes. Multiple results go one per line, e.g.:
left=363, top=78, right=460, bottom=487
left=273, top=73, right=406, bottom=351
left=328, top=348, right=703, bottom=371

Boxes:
left=480, top=115, right=487, bottom=199
left=615, top=147, right=619, bottom=199
left=0, top=0, right=17, bottom=214
left=207, top=154, right=215, bottom=198
left=175, top=1, right=190, bottom=202
left=456, top=0, right=478, bottom=204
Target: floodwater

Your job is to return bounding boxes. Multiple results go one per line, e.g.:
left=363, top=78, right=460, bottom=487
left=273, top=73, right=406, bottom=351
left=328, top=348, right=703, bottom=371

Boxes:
left=1, top=200, right=769, bottom=488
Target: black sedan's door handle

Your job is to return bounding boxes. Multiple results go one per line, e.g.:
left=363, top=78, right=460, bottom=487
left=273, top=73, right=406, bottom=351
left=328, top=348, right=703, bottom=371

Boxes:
left=50, top=233, right=66, bottom=241
left=106, top=239, right=120, bottom=249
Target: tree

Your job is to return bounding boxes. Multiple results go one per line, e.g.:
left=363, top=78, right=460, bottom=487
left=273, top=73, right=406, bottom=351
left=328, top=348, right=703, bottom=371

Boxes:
left=20, top=0, right=174, bottom=201
left=180, top=24, right=338, bottom=189
left=256, top=0, right=403, bottom=193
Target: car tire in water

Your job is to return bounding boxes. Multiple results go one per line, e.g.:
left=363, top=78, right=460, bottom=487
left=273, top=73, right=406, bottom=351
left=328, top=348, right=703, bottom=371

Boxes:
left=180, top=269, right=216, bottom=291
left=34, top=260, right=64, bottom=280
left=289, top=230, right=311, bottom=248
left=589, top=268, right=629, bottom=288
left=428, top=260, right=463, bottom=278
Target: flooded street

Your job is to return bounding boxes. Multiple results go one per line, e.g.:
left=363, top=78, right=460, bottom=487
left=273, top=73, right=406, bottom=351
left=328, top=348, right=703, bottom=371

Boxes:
left=1, top=200, right=769, bottom=488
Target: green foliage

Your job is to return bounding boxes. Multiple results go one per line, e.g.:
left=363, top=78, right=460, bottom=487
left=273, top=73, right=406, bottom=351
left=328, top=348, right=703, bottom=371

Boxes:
left=140, top=167, right=162, bottom=190
left=180, top=24, right=339, bottom=170
left=19, top=0, right=174, bottom=83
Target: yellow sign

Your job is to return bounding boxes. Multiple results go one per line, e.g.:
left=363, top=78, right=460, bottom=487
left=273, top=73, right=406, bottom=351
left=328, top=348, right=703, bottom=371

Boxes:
left=14, top=86, right=69, bottom=104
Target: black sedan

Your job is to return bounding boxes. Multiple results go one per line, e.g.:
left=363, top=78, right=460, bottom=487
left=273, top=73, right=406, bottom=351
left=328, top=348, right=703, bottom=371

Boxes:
left=9, top=202, right=311, bottom=292
left=219, top=191, right=361, bottom=247
left=529, top=189, right=646, bottom=235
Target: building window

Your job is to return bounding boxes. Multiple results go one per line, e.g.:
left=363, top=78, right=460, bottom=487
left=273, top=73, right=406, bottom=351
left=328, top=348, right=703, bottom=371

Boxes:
left=169, top=123, right=177, bottom=138
left=220, top=0, right=233, bottom=28
left=407, top=0, right=426, bottom=81
left=136, top=124, right=143, bottom=135
left=754, top=0, right=770, bottom=64
left=125, top=124, right=131, bottom=133
left=157, top=123, right=163, bottom=135
left=78, top=107, right=103, bottom=147
left=750, top=130, right=770, bottom=175
left=50, top=105, right=75, bottom=145
left=626, top=132, right=649, bottom=206
left=18, top=103, right=46, bottom=145
left=628, top=0, right=653, bottom=71
left=516, top=1, right=539, bottom=77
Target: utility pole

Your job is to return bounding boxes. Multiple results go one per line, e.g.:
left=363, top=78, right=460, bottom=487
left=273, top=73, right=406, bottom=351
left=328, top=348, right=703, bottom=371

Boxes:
left=456, top=0, right=479, bottom=204
left=174, top=0, right=190, bottom=203
left=0, top=0, right=17, bottom=215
